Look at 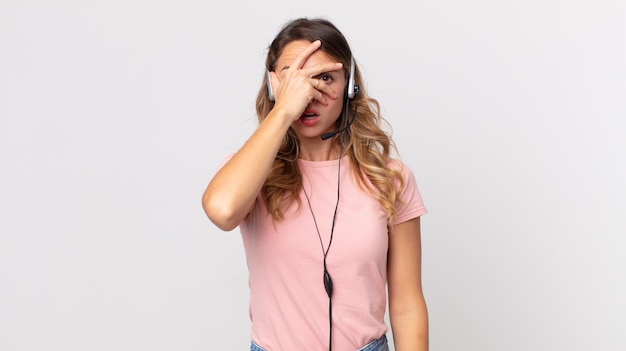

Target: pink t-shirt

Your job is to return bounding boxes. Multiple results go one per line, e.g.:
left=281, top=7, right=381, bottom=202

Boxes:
left=236, top=156, right=426, bottom=351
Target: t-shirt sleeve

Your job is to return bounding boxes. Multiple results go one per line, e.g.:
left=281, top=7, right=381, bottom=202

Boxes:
left=392, top=160, right=427, bottom=225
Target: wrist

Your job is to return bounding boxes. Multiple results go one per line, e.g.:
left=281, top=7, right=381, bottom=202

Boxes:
left=265, top=107, right=296, bottom=129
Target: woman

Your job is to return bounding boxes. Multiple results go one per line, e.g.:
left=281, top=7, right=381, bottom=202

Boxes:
left=202, top=17, right=428, bottom=351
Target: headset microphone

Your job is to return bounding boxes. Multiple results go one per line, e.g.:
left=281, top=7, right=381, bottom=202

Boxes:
left=320, top=130, right=341, bottom=141
left=320, top=57, right=358, bottom=141
left=321, top=85, right=359, bottom=141
left=321, top=107, right=354, bottom=140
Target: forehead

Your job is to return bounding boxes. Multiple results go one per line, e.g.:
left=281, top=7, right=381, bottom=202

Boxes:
left=276, top=40, right=338, bottom=71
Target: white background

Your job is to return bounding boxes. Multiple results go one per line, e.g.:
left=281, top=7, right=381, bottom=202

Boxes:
left=1, top=1, right=625, bottom=350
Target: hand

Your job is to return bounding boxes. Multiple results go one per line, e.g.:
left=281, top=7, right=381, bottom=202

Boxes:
left=268, top=40, right=343, bottom=122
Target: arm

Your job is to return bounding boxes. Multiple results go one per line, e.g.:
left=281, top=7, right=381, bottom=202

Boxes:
left=201, top=40, right=342, bottom=231
left=201, top=107, right=292, bottom=231
left=387, top=217, right=428, bottom=351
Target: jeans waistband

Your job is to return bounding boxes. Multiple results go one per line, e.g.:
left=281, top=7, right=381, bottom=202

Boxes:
left=250, top=334, right=388, bottom=351
left=358, top=334, right=389, bottom=351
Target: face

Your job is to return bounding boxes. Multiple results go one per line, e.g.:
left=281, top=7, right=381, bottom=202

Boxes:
left=274, top=40, right=347, bottom=140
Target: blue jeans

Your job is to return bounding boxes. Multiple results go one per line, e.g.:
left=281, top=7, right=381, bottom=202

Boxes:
left=250, top=334, right=389, bottom=351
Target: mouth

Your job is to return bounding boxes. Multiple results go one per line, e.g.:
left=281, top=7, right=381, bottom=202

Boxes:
left=300, top=109, right=319, bottom=119
left=299, top=109, right=320, bottom=126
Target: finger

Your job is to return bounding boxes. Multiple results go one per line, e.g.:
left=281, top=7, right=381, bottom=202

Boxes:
left=312, top=78, right=320, bottom=89
left=312, top=89, right=326, bottom=104
left=315, top=81, right=339, bottom=101
left=309, top=75, right=341, bottom=100
left=301, top=62, right=343, bottom=80
left=290, top=40, right=322, bottom=71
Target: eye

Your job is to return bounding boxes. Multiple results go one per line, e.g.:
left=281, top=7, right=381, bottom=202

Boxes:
left=321, top=74, right=333, bottom=82
left=316, top=73, right=334, bottom=83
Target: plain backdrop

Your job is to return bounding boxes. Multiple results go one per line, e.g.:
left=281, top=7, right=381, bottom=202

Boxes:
left=1, top=1, right=625, bottom=350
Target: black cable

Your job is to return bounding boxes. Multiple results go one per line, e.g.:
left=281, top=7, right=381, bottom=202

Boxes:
left=302, top=85, right=358, bottom=351
left=302, top=130, right=342, bottom=351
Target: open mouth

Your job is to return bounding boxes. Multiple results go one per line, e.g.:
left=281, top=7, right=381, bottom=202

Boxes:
left=299, top=109, right=320, bottom=126
left=300, top=110, right=319, bottom=119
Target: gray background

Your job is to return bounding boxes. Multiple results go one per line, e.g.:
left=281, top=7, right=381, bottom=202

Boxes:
left=1, top=0, right=625, bottom=350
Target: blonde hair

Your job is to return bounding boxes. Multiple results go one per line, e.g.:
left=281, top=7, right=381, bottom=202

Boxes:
left=256, top=18, right=404, bottom=224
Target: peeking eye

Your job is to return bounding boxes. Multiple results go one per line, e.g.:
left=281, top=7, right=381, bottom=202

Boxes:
left=315, top=73, right=334, bottom=83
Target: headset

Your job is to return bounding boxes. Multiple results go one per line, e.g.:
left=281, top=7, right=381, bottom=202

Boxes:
left=267, top=57, right=358, bottom=143
left=267, top=57, right=357, bottom=101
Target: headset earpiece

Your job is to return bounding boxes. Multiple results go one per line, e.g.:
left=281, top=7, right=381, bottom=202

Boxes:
left=347, top=57, right=356, bottom=100
left=266, top=71, right=275, bottom=102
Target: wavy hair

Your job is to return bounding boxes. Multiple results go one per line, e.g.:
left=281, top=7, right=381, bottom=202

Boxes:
left=255, top=17, right=405, bottom=224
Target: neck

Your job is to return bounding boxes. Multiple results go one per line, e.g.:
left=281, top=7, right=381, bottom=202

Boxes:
left=298, top=139, right=342, bottom=161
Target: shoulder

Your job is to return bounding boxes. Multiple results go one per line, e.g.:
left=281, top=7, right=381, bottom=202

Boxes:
left=388, top=158, right=428, bottom=223
left=386, top=157, right=417, bottom=184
